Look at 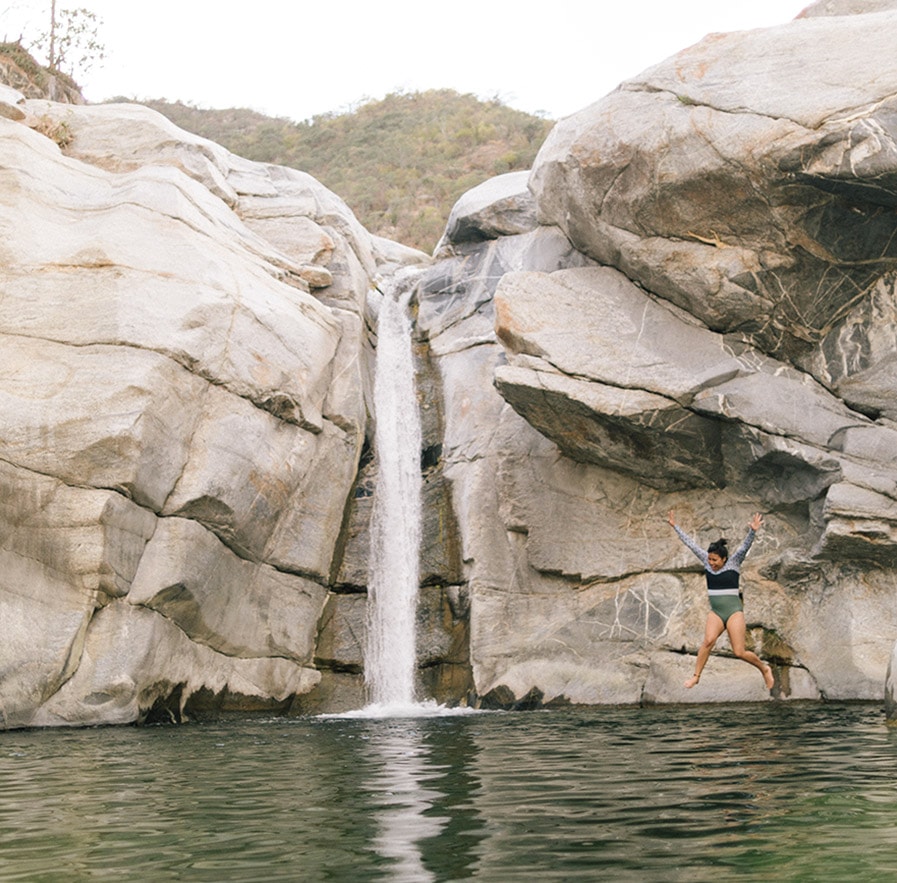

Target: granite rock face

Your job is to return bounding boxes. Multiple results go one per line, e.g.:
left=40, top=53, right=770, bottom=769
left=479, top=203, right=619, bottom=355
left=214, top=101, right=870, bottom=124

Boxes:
left=532, top=8, right=897, bottom=392
left=420, top=6, right=897, bottom=711
left=0, top=99, right=445, bottom=728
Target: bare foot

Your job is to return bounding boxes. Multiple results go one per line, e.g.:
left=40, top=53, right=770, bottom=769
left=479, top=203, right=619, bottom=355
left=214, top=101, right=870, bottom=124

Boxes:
left=684, top=674, right=700, bottom=689
left=762, top=664, right=775, bottom=690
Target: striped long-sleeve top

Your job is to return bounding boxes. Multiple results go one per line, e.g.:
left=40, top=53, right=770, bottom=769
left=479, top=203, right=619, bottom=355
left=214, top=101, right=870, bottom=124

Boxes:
left=674, top=526, right=756, bottom=594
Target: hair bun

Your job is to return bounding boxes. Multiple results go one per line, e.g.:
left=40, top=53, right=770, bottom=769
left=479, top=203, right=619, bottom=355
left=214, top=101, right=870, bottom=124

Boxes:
left=707, top=537, right=729, bottom=558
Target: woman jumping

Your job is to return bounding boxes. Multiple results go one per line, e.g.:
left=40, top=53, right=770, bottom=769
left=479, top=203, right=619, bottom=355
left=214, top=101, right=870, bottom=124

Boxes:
left=668, top=511, right=774, bottom=692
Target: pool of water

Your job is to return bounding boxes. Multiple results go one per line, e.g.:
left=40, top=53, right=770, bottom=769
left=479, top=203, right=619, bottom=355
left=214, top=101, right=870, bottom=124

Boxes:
left=1, top=702, right=896, bottom=881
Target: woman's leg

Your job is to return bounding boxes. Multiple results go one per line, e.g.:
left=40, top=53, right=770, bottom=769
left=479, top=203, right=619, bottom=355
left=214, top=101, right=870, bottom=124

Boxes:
left=726, top=611, right=775, bottom=689
left=684, top=612, right=726, bottom=688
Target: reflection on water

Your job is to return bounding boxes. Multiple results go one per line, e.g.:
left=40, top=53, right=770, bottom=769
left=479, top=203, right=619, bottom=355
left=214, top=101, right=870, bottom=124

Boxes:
left=366, top=725, right=446, bottom=882
left=1, top=703, right=896, bottom=880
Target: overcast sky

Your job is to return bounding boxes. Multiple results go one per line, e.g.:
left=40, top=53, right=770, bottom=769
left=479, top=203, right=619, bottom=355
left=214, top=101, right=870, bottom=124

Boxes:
left=3, top=1, right=812, bottom=121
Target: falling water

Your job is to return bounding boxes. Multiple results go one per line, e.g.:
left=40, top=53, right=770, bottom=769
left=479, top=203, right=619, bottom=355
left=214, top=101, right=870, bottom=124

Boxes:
left=364, top=279, right=423, bottom=710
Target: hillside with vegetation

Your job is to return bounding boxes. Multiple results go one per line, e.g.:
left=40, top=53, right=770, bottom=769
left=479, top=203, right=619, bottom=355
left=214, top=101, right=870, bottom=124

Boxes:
left=0, top=40, right=84, bottom=102
left=143, top=90, right=554, bottom=252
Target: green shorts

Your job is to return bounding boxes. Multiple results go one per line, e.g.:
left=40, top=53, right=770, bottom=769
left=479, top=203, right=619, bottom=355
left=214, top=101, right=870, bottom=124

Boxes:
left=709, top=592, right=743, bottom=625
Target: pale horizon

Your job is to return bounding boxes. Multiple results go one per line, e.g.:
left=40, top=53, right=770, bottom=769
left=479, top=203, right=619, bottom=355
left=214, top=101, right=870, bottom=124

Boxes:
left=3, top=0, right=811, bottom=122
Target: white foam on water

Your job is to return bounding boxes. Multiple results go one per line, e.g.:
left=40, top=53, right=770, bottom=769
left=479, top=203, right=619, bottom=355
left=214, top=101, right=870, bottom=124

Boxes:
left=322, top=700, right=485, bottom=721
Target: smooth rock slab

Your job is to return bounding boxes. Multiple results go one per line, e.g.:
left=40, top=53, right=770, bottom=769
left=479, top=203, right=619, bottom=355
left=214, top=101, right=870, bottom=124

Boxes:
left=0, top=335, right=204, bottom=510
left=129, top=517, right=328, bottom=661
left=23, top=100, right=239, bottom=204
left=494, top=364, right=724, bottom=490
left=0, top=463, right=156, bottom=729
left=0, top=119, right=352, bottom=433
left=632, top=14, right=897, bottom=129
left=162, top=385, right=360, bottom=580
left=28, top=602, right=320, bottom=727
left=494, top=267, right=746, bottom=402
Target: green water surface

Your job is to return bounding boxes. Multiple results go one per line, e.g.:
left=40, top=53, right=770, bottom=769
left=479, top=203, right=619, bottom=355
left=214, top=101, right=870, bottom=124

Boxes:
left=1, top=702, right=896, bottom=881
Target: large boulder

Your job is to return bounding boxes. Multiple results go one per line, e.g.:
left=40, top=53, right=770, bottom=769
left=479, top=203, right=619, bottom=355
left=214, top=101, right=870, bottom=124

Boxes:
left=415, top=5, right=897, bottom=709
left=0, top=110, right=371, bottom=727
left=434, top=170, right=538, bottom=254
left=531, top=9, right=897, bottom=400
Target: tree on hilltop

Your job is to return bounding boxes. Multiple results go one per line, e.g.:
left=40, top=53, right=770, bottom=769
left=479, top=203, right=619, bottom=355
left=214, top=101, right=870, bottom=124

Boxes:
left=28, top=0, right=104, bottom=78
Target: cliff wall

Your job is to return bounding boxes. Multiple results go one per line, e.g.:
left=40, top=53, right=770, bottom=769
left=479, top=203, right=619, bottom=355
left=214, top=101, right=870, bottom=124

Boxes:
left=423, top=2, right=897, bottom=709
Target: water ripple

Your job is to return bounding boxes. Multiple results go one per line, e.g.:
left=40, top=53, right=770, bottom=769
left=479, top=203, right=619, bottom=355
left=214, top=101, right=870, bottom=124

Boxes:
left=1, top=704, right=896, bottom=880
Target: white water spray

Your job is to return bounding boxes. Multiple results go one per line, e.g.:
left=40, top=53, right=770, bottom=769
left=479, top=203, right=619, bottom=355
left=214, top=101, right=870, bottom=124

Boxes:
left=364, top=279, right=423, bottom=710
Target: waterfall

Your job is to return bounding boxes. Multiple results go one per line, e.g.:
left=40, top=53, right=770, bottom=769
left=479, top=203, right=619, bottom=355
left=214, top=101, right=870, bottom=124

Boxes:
left=364, top=279, right=423, bottom=710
